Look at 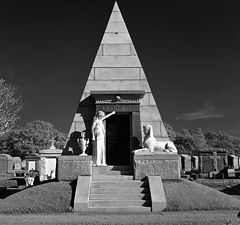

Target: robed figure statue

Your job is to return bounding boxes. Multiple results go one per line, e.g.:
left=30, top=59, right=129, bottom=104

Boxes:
left=91, top=111, right=115, bottom=166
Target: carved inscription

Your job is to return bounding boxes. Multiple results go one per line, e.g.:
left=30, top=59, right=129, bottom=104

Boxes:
left=96, top=104, right=139, bottom=112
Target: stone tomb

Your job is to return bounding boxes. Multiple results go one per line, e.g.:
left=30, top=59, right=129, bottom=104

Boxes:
left=180, top=154, right=192, bottom=173
left=191, top=156, right=199, bottom=171
left=58, top=2, right=180, bottom=213
left=64, top=0, right=170, bottom=164
left=0, top=154, right=13, bottom=174
left=228, top=155, right=239, bottom=169
left=12, top=157, right=21, bottom=171
left=58, top=0, right=179, bottom=181
left=199, top=150, right=228, bottom=178
left=25, top=154, right=41, bottom=172
left=39, top=148, right=62, bottom=180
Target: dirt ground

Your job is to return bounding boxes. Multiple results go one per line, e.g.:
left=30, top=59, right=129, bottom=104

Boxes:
left=0, top=210, right=239, bottom=225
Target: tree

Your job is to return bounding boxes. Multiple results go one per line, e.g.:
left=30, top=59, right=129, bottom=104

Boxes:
left=0, top=79, right=23, bottom=136
left=204, top=130, right=240, bottom=155
left=0, top=120, right=67, bottom=158
left=189, top=128, right=208, bottom=151
left=164, top=122, right=176, bottom=141
left=174, top=129, right=196, bottom=155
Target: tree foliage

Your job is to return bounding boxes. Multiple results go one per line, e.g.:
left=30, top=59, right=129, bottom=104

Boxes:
left=204, top=130, right=239, bottom=155
left=164, top=122, right=176, bottom=141
left=0, top=120, right=67, bottom=158
left=164, top=122, right=240, bottom=156
left=0, top=79, right=23, bottom=135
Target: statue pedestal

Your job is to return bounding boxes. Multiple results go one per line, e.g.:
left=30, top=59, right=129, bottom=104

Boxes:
left=133, top=151, right=181, bottom=180
left=57, top=156, right=92, bottom=181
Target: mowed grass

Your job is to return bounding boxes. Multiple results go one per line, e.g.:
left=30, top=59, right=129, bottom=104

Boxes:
left=0, top=179, right=239, bottom=214
left=164, top=179, right=240, bottom=211
left=0, top=211, right=239, bottom=225
left=0, top=182, right=72, bottom=214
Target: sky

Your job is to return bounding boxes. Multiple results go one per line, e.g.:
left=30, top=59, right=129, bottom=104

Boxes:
left=0, top=0, right=240, bottom=138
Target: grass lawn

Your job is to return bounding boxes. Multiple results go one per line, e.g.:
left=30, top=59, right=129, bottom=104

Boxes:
left=163, top=179, right=240, bottom=211
left=0, top=181, right=72, bottom=214
left=0, top=210, right=239, bottom=225
left=0, top=179, right=239, bottom=214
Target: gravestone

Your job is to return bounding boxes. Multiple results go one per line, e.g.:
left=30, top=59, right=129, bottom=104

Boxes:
left=12, top=157, right=21, bottom=171
left=0, top=154, right=13, bottom=174
left=198, top=150, right=228, bottom=177
left=180, top=154, right=192, bottom=173
left=191, top=156, right=199, bottom=171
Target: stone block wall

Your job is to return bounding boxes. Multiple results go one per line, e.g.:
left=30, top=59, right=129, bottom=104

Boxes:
left=68, top=1, right=170, bottom=144
left=57, top=156, right=92, bottom=181
left=133, top=152, right=180, bottom=180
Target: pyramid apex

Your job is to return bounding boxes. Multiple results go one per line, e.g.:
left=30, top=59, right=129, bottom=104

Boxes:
left=112, top=1, right=120, bottom=12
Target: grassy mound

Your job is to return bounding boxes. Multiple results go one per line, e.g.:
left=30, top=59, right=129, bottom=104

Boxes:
left=0, top=182, right=72, bottom=214
left=0, top=179, right=239, bottom=214
left=163, top=179, right=240, bottom=211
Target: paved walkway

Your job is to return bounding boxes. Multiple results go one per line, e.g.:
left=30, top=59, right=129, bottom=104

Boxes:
left=0, top=210, right=239, bottom=225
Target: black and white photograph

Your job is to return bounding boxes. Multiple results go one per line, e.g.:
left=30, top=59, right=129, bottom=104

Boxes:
left=0, top=0, right=239, bottom=224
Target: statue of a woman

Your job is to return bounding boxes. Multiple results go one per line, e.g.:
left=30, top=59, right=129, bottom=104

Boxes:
left=91, top=111, right=115, bottom=166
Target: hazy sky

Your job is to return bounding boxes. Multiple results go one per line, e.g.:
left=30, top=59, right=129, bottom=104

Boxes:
left=0, top=0, right=240, bottom=138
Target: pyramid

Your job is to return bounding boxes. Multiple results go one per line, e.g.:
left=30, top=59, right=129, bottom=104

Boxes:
left=69, top=2, right=169, bottom=143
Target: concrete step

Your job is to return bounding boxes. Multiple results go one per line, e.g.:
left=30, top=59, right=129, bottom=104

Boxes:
left=91, top=181, right=146, bottom=188
left=105, top=165, right=132, bottom=170
left=108, top=170, right=133, bottom=175
left=92, top=175, right=133, bottom=181
left=89, top=199, right=150, bottom=207
left=89, top=193, right=148, bottom=200
left=90, top=187, right=149, bottom=194
left=92, top=166, right=132, bottom=175
left=81, top=206, right=151, bottom=213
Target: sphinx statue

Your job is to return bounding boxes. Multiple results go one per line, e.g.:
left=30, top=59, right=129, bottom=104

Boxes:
left=136, top=125, right=177, bottom=153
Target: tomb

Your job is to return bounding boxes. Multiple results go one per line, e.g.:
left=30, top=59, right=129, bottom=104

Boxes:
left=228, top=155, right=239, bottom=169
left=198, top=150, right=228, bottom=178
left=39, top=147, right=62, bottom=180
left=180, top=154, right=192, bottom=173
left=60, top=1, right=179, bottom=177
left=12, top=157, right=21, bottom=171
left=58, top=2, right=180, bottom=213
left=192, top=156, right=199, bottom=171
left=25, top=153, right=41, bottom=172
left=0, top=154, right=13, bottom=174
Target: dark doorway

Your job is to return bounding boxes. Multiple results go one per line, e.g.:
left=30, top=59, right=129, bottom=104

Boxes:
left=106, top=113, right=131, bottom=165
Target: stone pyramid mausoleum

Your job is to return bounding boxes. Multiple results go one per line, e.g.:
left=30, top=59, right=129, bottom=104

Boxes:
left=58, top=2, right=181, bottom=213
left=66, top=2, right=169, bottom=160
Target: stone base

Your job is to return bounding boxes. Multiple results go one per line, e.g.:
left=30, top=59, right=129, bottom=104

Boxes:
left=57, top=156, right=92, bottom=181
left=133, top=151, right=180, bottom=180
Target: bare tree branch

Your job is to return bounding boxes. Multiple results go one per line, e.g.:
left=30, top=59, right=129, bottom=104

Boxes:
left=0, top=79, right=23, bottom=136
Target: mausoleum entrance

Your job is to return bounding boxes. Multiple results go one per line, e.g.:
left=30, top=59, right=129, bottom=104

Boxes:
left=106, top=113, right=130, bottom=165
left=91, top=90, right=145, bottom=166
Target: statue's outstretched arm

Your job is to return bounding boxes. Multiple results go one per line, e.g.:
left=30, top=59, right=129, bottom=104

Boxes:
left=102, top=111, right=115, bottom=120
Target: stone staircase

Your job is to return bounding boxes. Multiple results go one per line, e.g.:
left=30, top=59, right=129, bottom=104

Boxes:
left=87, top=166, right=151, bottom=213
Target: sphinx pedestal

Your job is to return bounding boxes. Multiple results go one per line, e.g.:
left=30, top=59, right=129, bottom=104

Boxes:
left=133, top=152, right=181, bottom=180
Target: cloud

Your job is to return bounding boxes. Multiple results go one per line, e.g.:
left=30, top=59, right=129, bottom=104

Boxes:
left=175, top=98, right=225, bottom=121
